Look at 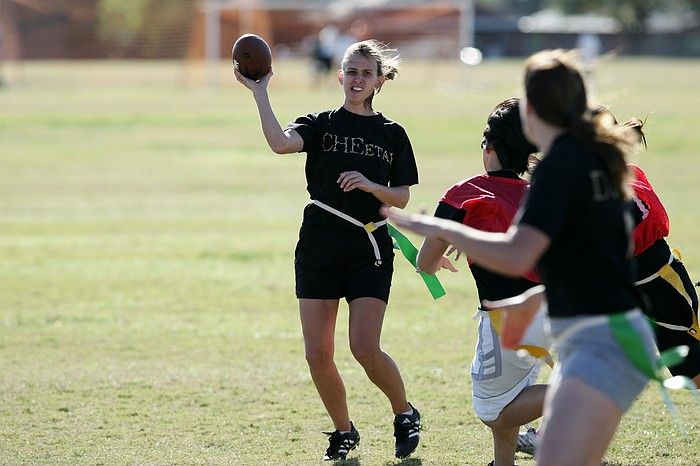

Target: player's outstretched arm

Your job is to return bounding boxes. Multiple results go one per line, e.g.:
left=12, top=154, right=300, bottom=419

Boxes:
left=381, top=207, right=549, bottom=277
left=234, top=67, right=303, bottom=155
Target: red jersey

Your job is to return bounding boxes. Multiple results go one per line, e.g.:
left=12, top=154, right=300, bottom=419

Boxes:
left=441, top=173, right=540, bottom=284
left=629, top=164, right=669, bottom=256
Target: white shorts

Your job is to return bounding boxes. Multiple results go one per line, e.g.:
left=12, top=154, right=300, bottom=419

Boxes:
left=471, top=304, right=551, bottom=422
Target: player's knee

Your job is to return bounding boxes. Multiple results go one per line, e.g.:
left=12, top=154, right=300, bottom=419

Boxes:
left=349, top=342, right=380, bottom=366
left=481, top=416, right=504, bottom=430
left=305, top=347, right=334, bottom=370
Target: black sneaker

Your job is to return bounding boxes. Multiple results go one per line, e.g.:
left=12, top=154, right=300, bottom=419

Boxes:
left=322, top=422, right=360, bottom=461
left=393, top=403, right=420, bottom=458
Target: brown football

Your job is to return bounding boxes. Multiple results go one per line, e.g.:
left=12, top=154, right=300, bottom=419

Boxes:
left=232, top=34, right=272, bottom=81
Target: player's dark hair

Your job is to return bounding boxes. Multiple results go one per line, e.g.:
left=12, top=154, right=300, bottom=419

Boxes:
left=524, top=50, right=636, bottom=199
left=483, top=97, right=537, bottom=175
left=342, top=39, right=400, bottom=110
left=591, top=105, right=648, bottom=149
left=623, top=117, right=647, bottom=148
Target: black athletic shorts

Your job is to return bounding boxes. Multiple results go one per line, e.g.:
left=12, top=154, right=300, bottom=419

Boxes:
left=294, top=224, right=395, bottom=303
left=639, top=257, right=700, bottom=379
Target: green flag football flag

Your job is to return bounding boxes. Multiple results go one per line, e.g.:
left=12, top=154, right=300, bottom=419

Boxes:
left=608, top=312, right=699, bottom=434
left=387, top=223, right=446, bottom=300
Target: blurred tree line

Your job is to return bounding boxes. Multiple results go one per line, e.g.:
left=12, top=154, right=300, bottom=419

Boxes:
left=96, top=0, right=195, bottom=57
left=552, top=0, right=700, bottom=33
left=476, top=0, right=698, bottom=32
left=91, top=0, right=698, bottom=58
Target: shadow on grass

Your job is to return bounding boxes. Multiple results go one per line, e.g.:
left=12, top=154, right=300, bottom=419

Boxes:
left=602, top=463, right=646, bottom=466
left=333, top=459, right=360, bottom=466
left=385, top=458, right=422, bottom=466
left=330, top=457, right=423, bottom=466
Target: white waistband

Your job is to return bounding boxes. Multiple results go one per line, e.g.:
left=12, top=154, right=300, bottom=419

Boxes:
left=634, top=252, right=675, bottom=286
left=311, top=199, right=387, bottom=266
left=481, top=285, right=546, bottom=309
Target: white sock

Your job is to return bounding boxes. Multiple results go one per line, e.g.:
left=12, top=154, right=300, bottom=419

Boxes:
left=400, top=407, right=413, bottom=416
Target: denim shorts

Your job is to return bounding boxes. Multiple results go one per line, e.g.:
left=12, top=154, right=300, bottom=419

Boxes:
left=548, top=309, right=657, bottom=411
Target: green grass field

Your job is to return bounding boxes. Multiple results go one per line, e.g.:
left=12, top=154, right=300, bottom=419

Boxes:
left=1, top=58, right=699, bottom=465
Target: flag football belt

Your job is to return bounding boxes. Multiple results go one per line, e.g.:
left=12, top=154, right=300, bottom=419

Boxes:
left=311, top=199, right=387, bottom=266
left=310, top=200, right=446, bottom=300
left=479, top=285, right=553, bottom=365
left=484, top=308, right=554, bottom=368
left=634, top=248, right=700, bottom=340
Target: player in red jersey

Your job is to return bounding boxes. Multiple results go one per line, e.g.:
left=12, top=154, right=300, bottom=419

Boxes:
left=617, top=115, right=700, bottom=387
left=416, top=98, right=550, bottom=466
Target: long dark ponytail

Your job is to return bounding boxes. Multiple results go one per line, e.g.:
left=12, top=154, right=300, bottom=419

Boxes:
left=524, top=50, right=637, bottom=199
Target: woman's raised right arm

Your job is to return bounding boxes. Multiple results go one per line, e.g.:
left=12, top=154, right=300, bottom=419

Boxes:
left=234, top=68, right=304, bottom=155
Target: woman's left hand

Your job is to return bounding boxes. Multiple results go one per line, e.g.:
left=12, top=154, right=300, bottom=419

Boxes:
left=437, top=255, right=459, bottom=272
left=338, top=171, right=377, bottom=193
left=445, top=245, right=463, bottom=262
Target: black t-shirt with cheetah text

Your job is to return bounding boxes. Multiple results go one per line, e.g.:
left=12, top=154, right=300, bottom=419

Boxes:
left=287, top=106, right=419, bottom=231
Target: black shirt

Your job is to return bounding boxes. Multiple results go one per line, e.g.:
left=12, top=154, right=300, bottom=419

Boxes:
left=287, top=107, right=419, bottom=231
left=435, top=170, right=539, bottom=303
left=517, top=134, right=639, bottom=317
left=636, top=238, right=672, bottom=280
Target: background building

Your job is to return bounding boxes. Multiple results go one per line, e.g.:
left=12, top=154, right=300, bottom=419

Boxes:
left=1, top=0, right=698, bottom=61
